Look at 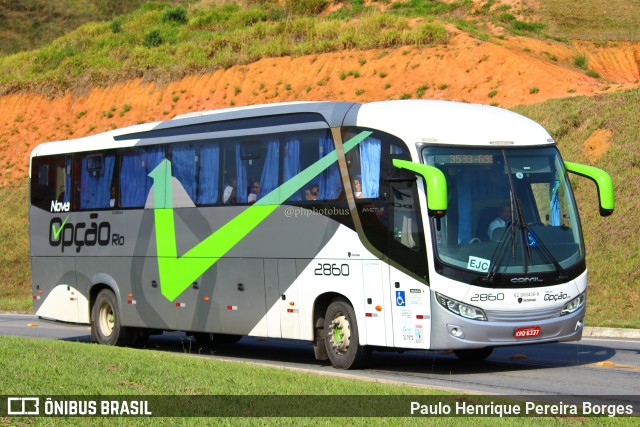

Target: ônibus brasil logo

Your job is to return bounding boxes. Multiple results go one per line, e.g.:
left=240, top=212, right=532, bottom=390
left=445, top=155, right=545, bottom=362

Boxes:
left=49, top=213, right=124, bottom=253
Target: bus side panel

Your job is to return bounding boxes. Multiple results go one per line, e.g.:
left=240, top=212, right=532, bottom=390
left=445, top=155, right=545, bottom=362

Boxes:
left=214, top=258, right=268, bottom=337
left=362, top=260, right=387, bottom=346
left=264, top=259, right=282, bottom=338
left=75, top=257, right=137, bottom=328
left=32, top=257, right=86, bottom=323
left=389, top=268, right=431, bottom=349
left=278, top=259, right=300, bottom=339
left=296, top=257, right=365, bottom=343
left=264, top=258, right=301, bottom=339
left=177, top=267, right=218, bottom=333
left=136, top=256, right=178, bottom=331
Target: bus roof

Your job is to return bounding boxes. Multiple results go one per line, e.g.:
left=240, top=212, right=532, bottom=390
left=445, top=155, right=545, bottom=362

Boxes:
left=346, top=100, right=554, bottom=148
left=30, top=100, right=554, bottom=159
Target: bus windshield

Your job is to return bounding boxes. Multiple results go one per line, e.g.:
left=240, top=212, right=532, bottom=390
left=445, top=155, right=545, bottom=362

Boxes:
left=422, top=146, right=584, bottom=285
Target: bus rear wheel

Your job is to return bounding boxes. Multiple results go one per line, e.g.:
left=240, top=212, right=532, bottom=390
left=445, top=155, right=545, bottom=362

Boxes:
left=324, top=298, right=369, bottom=369
left=453, top=347, right=493, bottom=361
left=91, top=289, right=131, bottom=346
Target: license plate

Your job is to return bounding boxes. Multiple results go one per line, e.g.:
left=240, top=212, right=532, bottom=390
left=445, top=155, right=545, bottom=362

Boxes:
left=514, top=326, right=541, bottom=339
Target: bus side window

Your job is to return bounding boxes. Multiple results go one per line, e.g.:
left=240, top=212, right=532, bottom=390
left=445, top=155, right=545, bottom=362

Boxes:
left=78, top=153, right=115, bottom=210
left=195, top=142, right=220, bottom=206
left=283, top=129, right=341, bottom=203
left=119, top=146, right=165, bottom=208
left=345, top=134, right=382, bottom=200
left=31, top=155, right=70, bottom=211
left=317, top=132, right=342, bottom=201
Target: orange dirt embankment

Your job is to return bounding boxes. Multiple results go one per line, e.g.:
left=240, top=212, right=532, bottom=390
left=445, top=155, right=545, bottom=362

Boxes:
left=1, top=30, right=639, bottom=185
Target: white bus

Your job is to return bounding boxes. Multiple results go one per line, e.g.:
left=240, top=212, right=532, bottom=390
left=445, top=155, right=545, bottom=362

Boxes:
left=29, top=100, right=614, bottom=369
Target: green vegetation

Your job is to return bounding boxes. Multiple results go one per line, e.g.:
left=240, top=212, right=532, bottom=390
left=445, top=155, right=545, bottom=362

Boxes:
left=2, top=0, right=638, bottom=97
left=0, top=0, right=191, bottom=55
left=0, top=182, right=30, bottom=312
left=0, top=336, right=629, bottom=425
left=514, top=88, right=640, bottom=328
left=0, top=1, right=450, bottom=96
left=537, top=0, right=640, bottom=40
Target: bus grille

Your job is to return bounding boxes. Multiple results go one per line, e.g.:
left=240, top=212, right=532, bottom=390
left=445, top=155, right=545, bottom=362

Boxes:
left=485, top=306, right=562, bottom=322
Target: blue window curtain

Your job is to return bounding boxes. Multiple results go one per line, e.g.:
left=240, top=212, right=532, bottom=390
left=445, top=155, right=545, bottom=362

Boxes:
left=171, top=145, right=196, bottom=202
left=550, top=180, right=561, bottom=226
left=283, top=138, right=301, bottom=201
left=80, top=154, right=115, bottom=209
left=318, top=134, right=341, bottom=200
left=235, top=144, right=247, bottom=203
left=359, top=137, right=381, bottom=198
left=63, top=156, right=71, bottom=204
left=457, top=171, right=472, bottom=244
left=120, top=146, right=165, bottom=207
left=259, top=139, right=280, bottom=199
left=197, top=144, right=219, bottom=205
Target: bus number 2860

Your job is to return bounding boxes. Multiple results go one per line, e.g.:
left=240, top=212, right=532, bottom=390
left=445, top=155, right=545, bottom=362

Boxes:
left=314, top=263, right=350, bottom=276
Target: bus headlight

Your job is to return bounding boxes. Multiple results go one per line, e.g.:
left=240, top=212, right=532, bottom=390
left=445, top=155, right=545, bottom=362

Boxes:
left=561, top=292, right=586, bottom=316
left=436, top=293, right=487, bottom=321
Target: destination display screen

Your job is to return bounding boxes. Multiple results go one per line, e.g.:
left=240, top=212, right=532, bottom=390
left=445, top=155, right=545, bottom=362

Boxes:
left=433, top=154, right=494, bottom=164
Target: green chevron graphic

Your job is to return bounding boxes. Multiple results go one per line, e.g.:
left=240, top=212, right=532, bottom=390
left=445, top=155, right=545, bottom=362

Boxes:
left=149, top=131, right=372, bottom=301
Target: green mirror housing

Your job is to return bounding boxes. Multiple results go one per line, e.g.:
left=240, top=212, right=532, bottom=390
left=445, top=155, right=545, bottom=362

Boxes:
left=564, top=161, right=614, bottom=217
left=392, top=159, right=448, bottom=217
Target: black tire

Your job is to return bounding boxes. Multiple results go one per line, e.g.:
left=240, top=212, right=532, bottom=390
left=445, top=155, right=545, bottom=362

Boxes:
left=323, top=298, right=369, bottom=369
left=193, top=333, right=241, bottom=349
left=453, top=347, right=494, bottom=361
left=91, top=289, right=131, bottom=346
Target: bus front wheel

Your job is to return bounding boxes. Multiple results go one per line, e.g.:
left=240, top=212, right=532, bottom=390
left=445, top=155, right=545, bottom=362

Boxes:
left=91, top=289, right=131, bottom=346
left=324, top=298, right=369, bottom=369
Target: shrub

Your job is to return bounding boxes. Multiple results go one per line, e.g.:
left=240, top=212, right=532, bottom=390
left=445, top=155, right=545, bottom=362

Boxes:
left=574, top=54, right=588, bottom=69
left=162, top=7, right=188, bottom=25
left=110, top=18, right=122, bottom=34
left=586, top=69, right=601, bottom=78
left=284, top=0, right=328, bottom=16
left=511, top=20, right=545, bottom=33
left=143, top=30, right=163, bottom=48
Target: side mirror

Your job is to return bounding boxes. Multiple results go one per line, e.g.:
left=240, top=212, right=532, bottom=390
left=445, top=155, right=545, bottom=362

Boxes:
left=564, top=161, right=614, bottom=216
left=392, top=159, right=447, bottom=217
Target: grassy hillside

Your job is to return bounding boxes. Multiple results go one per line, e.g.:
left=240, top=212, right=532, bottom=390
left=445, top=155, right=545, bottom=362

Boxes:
left=538, top=0, right=640, bottom=41
left=8, top=0, right=613, bottom=98
left=0, top=0, right=192, bottom=55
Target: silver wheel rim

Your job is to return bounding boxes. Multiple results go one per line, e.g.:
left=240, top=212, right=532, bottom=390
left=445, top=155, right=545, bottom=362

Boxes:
left=98, top=303, right=115, bottom=337
left=328, top=312, right=351, bottom=355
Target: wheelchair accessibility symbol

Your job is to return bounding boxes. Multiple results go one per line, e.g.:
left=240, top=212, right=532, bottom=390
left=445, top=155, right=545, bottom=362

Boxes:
left=396, top=291, right=406, bottom=307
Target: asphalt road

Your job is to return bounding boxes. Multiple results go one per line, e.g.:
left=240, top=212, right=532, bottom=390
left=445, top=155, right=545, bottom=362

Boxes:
left=1, top=313, right=639, bottom=404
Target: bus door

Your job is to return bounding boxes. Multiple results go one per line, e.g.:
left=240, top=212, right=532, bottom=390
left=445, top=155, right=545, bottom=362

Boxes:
left=388, top=179, right=431, bottom=349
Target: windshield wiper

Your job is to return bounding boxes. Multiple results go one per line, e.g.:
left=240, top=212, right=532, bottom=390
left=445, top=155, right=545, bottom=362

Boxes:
left=523, top=224, right=568, bottom=281
left=482, top=224, right=513, bottom=284
left=484, top=150, right=541, bottom=283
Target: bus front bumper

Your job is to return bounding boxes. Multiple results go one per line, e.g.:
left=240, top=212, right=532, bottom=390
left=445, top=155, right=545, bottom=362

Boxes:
left=429, top=296, right=585, bottom=350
